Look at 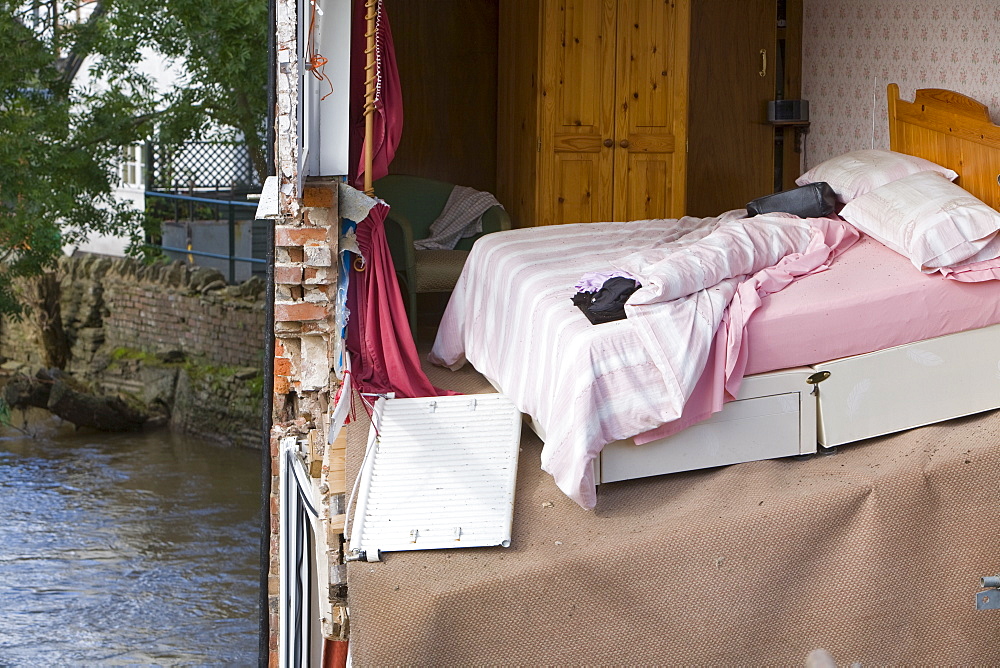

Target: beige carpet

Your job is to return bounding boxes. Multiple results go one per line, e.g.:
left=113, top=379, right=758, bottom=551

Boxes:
left=345, top=347, right=1000, bottom=665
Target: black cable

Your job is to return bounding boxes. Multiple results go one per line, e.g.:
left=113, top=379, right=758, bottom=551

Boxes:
left=285, top=451, right=321, bottom=667
left=265, top=0, right=277, bottom=177
left=259, top=0, right=278, bottom=663
left=258, top=217, right=275, bottom=668
left=288, top=451, right=321, bottom=517
left=292, top=502, right=305, bottom=668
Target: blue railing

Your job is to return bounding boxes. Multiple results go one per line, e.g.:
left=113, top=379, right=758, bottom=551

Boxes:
left=145, top=190, right=265, bottom=284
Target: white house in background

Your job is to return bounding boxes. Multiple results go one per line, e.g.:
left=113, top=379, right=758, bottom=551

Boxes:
left=68, top=47, right=189, bottom=257
left=68, top=143, right=146, bottom=256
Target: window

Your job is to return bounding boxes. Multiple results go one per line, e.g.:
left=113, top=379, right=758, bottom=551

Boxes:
left=120, top=144, right=146, bottom=189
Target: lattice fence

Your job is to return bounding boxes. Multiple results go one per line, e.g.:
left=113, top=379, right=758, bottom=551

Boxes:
left=147, top=141, right=259, bottom=193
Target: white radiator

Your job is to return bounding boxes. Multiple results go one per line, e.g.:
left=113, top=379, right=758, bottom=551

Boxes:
left=349, top=394, right=522, bottom=559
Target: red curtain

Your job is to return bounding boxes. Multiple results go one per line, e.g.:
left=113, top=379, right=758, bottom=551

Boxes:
left=348, top=0, right=402, bottom=190
left=345, top=203, right=454, bottom=398
left=343, top=2, right=451, bottom=398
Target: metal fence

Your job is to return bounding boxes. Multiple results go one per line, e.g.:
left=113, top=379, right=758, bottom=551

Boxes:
left=146, top=191, right=266, bottom=284
left=142, top=140, right=266, bottom=284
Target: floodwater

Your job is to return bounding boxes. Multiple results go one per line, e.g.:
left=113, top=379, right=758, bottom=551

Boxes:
left=0, top=411, right=261, bottom=666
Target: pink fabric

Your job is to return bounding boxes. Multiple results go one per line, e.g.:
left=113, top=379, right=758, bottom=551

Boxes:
left=631, top=323, right=730, bottom=444
left=575, top=270, right=639, bottom=293
left=349, top=0, right=402, bottom=190
left=936, top=254, right=1000, bottom=282
left=742, top=233, right=1000, bottom=376
left=346, top=203, right=454, bottom=398
left=634, top=220, right=859, bottom=445
left=725, top=219, right=860, bottom=393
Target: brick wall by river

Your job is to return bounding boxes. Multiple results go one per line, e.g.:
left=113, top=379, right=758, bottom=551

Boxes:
left=0, top=254, right=267, bottom=449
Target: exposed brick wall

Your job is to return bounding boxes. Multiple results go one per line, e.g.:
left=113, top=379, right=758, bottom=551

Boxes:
left=268, top=179, right=347, bottom=666
left=0, top=254, right=266, bottom=375
left=269, top=0, right=351, bottom=659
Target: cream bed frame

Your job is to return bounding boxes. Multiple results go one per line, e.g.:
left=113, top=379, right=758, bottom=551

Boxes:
left=544, top=84, right=1000, bottom=486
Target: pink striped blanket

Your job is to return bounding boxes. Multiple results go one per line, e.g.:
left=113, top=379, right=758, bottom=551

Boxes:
left=430, top=212, right=858, bottom=508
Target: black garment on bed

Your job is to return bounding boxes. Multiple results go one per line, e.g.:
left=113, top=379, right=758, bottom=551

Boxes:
left=572, top=276, right=641, bottom=325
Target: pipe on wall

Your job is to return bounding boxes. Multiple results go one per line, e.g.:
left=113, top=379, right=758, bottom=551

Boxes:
left=259, top=0, right=278, bottom=664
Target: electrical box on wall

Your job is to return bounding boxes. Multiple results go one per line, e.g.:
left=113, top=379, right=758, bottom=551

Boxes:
left=768, top=99, right=809, bottom=124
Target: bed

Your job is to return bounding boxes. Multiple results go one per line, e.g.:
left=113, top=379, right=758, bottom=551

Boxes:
left=430, top=84, right=1000, bottom=509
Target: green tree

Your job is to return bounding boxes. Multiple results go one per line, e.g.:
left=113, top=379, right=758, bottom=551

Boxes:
left=0, top=0, right=267, bottom=319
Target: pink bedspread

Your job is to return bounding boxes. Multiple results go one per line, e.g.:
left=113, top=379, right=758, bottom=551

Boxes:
left=430, top=213, right=856, bottom=509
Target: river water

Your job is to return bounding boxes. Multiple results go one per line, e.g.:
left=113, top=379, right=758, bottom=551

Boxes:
left=0, top=412, right=261, bottom=665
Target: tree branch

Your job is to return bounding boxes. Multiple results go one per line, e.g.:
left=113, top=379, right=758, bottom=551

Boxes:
left=66, top=109, right=166, bottom=151
left=58, top=1, right=107, bottom=88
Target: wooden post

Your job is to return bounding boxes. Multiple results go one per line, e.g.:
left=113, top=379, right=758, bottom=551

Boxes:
left=364, top=0, right=377, bottom=195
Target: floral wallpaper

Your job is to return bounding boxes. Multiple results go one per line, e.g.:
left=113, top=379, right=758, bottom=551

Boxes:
left=801, top=0, right=1000, bottom=170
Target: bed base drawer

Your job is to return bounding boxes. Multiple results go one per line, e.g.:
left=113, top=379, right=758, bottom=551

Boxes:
left=816, top=322, right=1000, bottom=447
left=597, top=367, right=817, bottom=484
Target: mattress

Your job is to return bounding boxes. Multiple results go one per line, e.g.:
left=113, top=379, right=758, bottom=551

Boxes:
left=744, top=234, right=1000, bottom=375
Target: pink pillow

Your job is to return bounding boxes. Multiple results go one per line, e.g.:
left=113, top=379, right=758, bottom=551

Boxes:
left=796, top=149, right=958, bottom=204
left=839, top=171, right=1000, bottom=272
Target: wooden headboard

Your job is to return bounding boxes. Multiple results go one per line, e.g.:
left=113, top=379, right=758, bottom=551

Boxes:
left=888, top=83, right=1000, bottom=211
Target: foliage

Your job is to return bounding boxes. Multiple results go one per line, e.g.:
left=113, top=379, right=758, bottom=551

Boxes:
left=109, top=346, right=158, bottom=362
left=0, top=0, right=267, bottom=318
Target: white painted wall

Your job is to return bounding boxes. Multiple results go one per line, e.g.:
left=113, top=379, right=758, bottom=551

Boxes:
left=67, top=42, right=190, bottom=257
left=299, top=0, right=351, bottom=179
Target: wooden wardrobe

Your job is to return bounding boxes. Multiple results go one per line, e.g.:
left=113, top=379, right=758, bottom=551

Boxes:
left=497, top=0, right=802, bottom=227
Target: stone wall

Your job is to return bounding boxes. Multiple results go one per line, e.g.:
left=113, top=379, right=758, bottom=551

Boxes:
left=90, top=351, right=265, bottom=450
left=0, top=254, right=267, bottom=449
left=0, top=254, right=265, bottom=374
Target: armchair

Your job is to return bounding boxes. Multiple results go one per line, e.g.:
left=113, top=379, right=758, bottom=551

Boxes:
left=373, top=175, right=511, bottom=334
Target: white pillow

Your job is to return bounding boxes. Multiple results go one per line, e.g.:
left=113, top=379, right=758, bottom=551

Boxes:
left=796, top=149, right=958, bottom=204
left=839, top=171, right=1000, bottom=272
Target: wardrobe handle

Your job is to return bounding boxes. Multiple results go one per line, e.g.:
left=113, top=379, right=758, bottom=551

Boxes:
left=603, top=139, right=614, bottom=148
left=759, top=49, right=767, bottom=78
left=619, top=139, right=630, bottom=149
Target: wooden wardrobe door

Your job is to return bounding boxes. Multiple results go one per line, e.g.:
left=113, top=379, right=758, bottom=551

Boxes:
left=538, top=0, right=617, bottom=225
left=686, top=0, right=776, bottom=217
left=614, top=0, right=689, bottom=221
